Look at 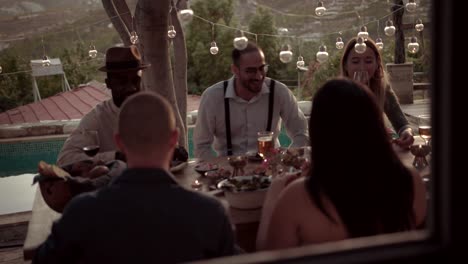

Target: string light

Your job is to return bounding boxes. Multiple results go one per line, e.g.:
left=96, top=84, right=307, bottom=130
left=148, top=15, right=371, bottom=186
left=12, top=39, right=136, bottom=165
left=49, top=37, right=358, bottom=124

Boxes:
left=130, top=31, right=139, bottom=44
left=41, top=55, right=51, bottom=67
left=384, top=20, right=396, bottom=36
left=315, top=1, right=326, bottom=17
left=168, top=25, right=177, bottom=39
left=233, top=30, right=248, bottom=50
left=210, top=42, right=219, bottom=55
left=408, top=36, right=419, bottom=54
left=375, top=20, right=384, bottom=50
left=316, top=45, right=329, bottom=63
left=415, top=18, right=424, bottom=32
left=88, top=45, right=98, bottom=58
left=405, top=0, right=417, bottom=13
left=178, top=9, right=194, bottom=24
left=335, top=36, right=344, bottom=49
left=40, top=37, right=50, bottom=67
left=354, top=37, right=367, bottom=54
left=209, top=23, right=219, bottom=55
left=277, top=27, right=289, bottom=35
left=296, top=56, right=305, bottom=68
left=357, top=26, right=369, bottom=41
left=279, top=44, right=293, bottom=63
left=375, top=38, right=384, bottom=50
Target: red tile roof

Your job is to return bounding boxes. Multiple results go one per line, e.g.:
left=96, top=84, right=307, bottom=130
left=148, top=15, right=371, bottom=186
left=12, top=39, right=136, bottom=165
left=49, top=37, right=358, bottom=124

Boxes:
left=0, top=81, right=111, bottom=125
left=0, top=81, right=201, bottom=125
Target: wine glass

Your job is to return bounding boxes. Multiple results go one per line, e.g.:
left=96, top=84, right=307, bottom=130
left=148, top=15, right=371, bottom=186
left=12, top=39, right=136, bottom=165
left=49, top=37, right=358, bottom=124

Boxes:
left=353, top=71, right=370, bottom=88
left=417, top=114, right=432, bottom=146
left=82, top=130, right=100, bottom=157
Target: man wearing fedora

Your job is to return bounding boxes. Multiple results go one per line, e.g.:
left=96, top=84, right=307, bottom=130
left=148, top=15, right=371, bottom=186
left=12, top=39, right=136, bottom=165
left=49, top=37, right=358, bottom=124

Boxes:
left=57, top=45, right=150, bottom=167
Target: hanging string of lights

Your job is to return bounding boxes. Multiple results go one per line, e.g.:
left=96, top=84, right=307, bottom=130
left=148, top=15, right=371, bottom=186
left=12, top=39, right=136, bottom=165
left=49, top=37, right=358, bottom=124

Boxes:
left=0, top=1, right=425, bottom=75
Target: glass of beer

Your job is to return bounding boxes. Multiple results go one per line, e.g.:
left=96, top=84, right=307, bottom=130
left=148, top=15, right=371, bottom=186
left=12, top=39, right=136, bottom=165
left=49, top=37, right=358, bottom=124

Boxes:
left=257, top=131, right=274, bottom=157
left=417, top=115, right=431, bottom=146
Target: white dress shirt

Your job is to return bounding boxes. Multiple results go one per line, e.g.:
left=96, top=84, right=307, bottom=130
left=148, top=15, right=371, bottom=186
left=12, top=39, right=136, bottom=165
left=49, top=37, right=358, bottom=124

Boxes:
left=57, top=99, right=119, bottom=166
left=194, top=77, right=309, bottom=160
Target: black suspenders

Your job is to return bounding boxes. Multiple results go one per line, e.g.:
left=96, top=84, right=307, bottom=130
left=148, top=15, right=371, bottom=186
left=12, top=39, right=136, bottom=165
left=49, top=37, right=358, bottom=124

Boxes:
left=223, top=81, right=233, bottom=156
left=223, top=79, right=275, bottom=156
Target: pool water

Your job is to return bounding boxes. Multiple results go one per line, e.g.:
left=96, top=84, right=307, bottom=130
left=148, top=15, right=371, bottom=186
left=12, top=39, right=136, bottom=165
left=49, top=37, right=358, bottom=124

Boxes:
left=0, top=127, right=292, bottom=177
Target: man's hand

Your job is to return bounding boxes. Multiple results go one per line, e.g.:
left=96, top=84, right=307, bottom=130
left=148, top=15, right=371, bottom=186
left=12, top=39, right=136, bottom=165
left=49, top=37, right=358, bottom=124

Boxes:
left=394, top=128, right=415, bottom=149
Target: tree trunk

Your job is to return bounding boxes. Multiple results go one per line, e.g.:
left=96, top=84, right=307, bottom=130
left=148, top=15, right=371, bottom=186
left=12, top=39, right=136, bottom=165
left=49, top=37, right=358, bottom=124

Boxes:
left=101, top=0, right=131, bottom=46
left=170, top=3, right=188, bottom=149
left=393, top=0, right=405, bottom=64
left=136, top=0, right=187, bottom=147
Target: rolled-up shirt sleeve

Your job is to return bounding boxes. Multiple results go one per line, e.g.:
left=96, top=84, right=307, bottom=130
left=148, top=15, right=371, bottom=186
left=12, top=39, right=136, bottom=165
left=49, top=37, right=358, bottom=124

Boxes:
left=280, top=88, right=309, bottom=148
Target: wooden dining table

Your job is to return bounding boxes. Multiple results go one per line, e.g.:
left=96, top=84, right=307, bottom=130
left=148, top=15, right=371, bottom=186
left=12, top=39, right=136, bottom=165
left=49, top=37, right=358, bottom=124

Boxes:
left=22, top=144, right=430, bottom=260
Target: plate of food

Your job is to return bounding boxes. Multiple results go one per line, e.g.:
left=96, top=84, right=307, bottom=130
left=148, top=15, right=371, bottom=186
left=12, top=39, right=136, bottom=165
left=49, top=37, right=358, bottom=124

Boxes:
left=204, top=167, right=231, bottom=180
left=217, top=175, right=271, bottom=192
left=194, top=162, right=218, bottom=175
left=217, top=175, right=272, bottom=209
left=170, top=160, right=188, bottom=173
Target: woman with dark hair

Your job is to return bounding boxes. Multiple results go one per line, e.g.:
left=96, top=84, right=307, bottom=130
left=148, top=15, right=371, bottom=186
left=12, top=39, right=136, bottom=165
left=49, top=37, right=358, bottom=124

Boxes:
left=341, top=37, right=414, bottom=149
left=256, top=78, right=426, bottom=250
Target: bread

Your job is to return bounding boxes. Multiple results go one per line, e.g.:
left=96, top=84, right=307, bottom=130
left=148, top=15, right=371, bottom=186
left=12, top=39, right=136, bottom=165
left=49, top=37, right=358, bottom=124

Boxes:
left=38, top=161, right=70, bottom=180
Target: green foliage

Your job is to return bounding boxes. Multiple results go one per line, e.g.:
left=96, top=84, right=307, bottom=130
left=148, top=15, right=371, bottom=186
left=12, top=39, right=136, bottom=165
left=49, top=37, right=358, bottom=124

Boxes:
left=185, top=0, right=235, bottom=94
left=0, top=9, right=117, bottom=111
left=0, top=51, right=32, bottom=111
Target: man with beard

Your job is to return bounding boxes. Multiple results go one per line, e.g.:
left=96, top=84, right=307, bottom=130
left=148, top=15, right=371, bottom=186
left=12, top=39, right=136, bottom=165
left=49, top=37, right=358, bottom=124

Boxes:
left=194, top=42, right=308, bottom=160
left=57, top=46, right=149, bottom=166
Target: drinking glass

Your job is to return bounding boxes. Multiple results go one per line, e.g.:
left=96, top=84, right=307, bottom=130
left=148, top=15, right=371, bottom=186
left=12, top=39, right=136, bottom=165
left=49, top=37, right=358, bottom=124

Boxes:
left=353, top=71, right=370, bottom=87
left=417, top=114, right=432, bottom=146
left=82, top=130, right=100, bottom=157
left=257, top=131, right=274, bottom=157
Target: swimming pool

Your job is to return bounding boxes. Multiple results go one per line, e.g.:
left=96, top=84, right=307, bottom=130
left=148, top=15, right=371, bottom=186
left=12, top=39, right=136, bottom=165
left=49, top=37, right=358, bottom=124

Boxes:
left=0, top=127, right=291, bottom=177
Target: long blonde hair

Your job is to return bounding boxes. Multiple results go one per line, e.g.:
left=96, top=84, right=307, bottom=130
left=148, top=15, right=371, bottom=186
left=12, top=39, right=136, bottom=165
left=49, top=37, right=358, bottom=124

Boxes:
left=340, top=37, right=390, bottom=109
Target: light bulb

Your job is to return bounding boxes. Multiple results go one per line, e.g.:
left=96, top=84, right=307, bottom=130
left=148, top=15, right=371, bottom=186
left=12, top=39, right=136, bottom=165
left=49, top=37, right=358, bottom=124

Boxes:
left=316, top=45, right=329, bottom=63
left=233, top=36, right=248, bottom=50
left=296, top=56, right=305, bottom=68
left=130, top=31, right=139, bottom=44
left=354, top=37, right=367, bottom=54
left=406, top=0, right=417, bottom=13
left=210, top=41, right=219, bottom=55
left=0, top=65, right=2, bottom=74
left=178, top=9, right=194, bottom=24
left=42, top=55, right=51, bottom=67
left=315, top=1, right=326, bottom=17
left=415, top=19, right=424, bottom=32
left=335, top=37, right=344, bottom=49
left=88, top=45, right=98, bottom=58
left=279, top=44, right=293, bottom=63
left=357, top=26, right=369, bottom=41
left=168, top=26, right=177, bottom=39
left=277, top=27, right=289, bottom=35
left=375, top=38, right=384, bottom=50
left=408, top=36, right=420, bottom=54
left=384, top=20, right=396, bottom=36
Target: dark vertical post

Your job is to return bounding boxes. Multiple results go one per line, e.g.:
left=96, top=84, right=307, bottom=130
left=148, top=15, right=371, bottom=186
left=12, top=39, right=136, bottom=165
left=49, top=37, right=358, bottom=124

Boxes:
left=393, top=0, right=405, bottom=63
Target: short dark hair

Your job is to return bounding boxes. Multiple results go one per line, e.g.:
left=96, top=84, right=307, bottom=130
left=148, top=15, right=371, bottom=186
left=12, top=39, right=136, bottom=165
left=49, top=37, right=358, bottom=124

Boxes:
left=231, top=42, right=263, bottom=67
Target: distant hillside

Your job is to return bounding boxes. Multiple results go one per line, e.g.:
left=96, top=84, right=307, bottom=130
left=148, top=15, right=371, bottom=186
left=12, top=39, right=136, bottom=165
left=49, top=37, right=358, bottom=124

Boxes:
left=0, top=0, right=101, bottom=16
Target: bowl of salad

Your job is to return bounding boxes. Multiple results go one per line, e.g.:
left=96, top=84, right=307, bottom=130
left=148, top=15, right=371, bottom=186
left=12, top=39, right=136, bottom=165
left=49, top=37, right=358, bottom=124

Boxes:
left=217, top=175, right=271, bottom=209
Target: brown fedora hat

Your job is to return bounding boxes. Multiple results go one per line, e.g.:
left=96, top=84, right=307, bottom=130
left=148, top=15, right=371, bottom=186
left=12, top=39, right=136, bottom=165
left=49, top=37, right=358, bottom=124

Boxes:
left=98, top=45, right=150, bottom=72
